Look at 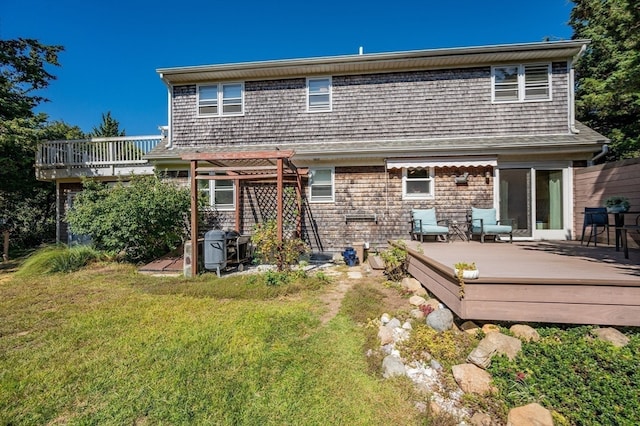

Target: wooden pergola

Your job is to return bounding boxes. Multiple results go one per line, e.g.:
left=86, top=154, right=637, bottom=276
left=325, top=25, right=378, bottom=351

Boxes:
left=182, top=150, right=304, bottom=275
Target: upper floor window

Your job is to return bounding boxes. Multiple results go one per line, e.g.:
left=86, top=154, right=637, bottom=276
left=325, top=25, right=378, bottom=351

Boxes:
left=307, top=77, right=332, bottom=112
left=492, top=64, right=551, bottom=103
left=198, top=83, right=244, bottom=116
left=402, top=168, right=433, bottom=200
left=309, top=167, right=334, bottom=202
left=198, top=173, right=236, bottom=210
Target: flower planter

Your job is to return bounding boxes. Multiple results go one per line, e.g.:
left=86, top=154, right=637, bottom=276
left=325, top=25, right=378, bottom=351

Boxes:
left=606, top=205, right=629, bottom=214
left=454, top=269, right=479, bottom=280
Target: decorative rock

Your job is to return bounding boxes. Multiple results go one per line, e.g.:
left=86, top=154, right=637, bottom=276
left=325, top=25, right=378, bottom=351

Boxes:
left=424, top=298, right=440, bottom=311
left=426, top=308, right=454, bottom=332
left=482, top=323, right=500, bottom=334
left=382, top=355, right=406, bottom=378
left=378, top=325, right=394, bottom=346
left=387, top=317, right=401, bottom=329
left=507, top=403, right=553, bottom=426
left=591, top=327, right=630, bottom=348
left=468, top=332, right=522, bottom=368
left=470, top=412, right=493, bottom=426
left=402, top=321, right=413, bottom=330
left=380, top=313, right=391, bottom=324
left=430, top=359, right=443, bottom=371
left=451, top=363, right=496, bottom=394
left=510, top=324, right=540, bottom=342
left=409, top=295, right=427, bottom=306
left=461, top=320, right=480, bottom=335
left=410, top=309, right=426, bottom=320
left=402, top=277, right=423, bottom=292
left=466, top=339, right=496, bottom=369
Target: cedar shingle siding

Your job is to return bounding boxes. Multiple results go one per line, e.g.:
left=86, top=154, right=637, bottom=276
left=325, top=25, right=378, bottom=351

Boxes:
left=169, top=62, right=571, bottom=252
left=171, top=63, right=568, bottom=147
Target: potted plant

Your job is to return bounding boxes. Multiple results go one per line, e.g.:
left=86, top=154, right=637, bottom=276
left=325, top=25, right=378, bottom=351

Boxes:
left=604, top=196, right=630, bottom=213
left=454, top=261, right=479, bottom=280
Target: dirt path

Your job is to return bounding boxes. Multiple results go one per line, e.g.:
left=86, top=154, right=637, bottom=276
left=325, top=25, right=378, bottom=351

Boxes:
left=317, top=265, right=409, bottom=325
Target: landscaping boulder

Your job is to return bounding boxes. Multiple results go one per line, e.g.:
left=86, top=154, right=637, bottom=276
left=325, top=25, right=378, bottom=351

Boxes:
left=426, top=308, right=454, bottom=332
left=468, top=332, right=522, bottom=368
left=402, top=277, right=426, bottom=295
left=470, top=412, right=493, bottom=426
left=409, top=295, right=427, bottom=306
left=482, top=323, right=500, bottom=334
left=451, top=363, right=496, bottom=394
left=382, top=355, right=406, bottom=378
left=510, top=324, right=540, bottom=342
left=507, top=403, right=553, bottom=426
left=378, top=325, right=394, bottom=346
left=460, top=320, right=480, bottom=335
left=410, top=309, right=425, bottom=320
left=591, top=327, right=630, bottom=348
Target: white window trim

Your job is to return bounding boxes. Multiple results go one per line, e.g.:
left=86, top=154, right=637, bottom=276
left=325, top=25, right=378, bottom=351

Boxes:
left=197, top=82, right=245, bottom=117
left=491, top=63, right=552, bottom=103
left=199, top=173, right=236, bottom=211
left=306, top=77, right=332, bottom=113
left=402, top=168, right=434, bottom=200
left=309, top=166, right=335, bottom=203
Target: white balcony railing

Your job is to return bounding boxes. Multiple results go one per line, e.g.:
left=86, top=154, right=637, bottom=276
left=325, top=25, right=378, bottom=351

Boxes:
left=36, top=135, right=162, bottom=169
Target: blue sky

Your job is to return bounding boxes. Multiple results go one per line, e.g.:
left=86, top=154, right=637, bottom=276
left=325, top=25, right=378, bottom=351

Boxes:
left=3, top=0, right=575, bottom=136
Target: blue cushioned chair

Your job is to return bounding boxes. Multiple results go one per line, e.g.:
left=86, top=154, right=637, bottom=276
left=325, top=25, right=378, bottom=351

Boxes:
left=410, top=208, right=450, bottom=242
left=467, top=207, right=513, bottom=243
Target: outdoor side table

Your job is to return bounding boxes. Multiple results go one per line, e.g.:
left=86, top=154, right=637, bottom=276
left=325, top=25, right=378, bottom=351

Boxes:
left=449, top=220, right=468, bottom=242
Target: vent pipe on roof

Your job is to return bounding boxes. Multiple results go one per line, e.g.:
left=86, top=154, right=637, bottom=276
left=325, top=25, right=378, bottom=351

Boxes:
left=359, top=46, right=363, bottom=55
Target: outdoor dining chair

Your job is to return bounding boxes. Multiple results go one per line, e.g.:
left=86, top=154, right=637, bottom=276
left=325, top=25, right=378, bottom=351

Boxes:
left=580, top=207, right=610, bottom=247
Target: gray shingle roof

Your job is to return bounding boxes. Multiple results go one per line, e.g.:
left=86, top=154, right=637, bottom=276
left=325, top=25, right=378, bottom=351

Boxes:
left=144, top=122, right=608, bottom=163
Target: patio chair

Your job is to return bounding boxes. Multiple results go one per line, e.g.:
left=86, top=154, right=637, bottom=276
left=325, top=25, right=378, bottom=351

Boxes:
left=410, top=208, right=450, bottom=242
left=467, top=207, right=513, bottom=243
left=580, top=207, right=609, bottom=247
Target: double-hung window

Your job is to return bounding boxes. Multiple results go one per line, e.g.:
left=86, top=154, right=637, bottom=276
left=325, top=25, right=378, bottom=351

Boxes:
left=199, top=173, right=235, bottom=210
left=402, top=168, right=433, bottom=200
left=492, top=64, right=551, bottom=102
left=307, top=77, right=332, bottom=112
left=309, top=167, right=334, bottom=202
left=198, top=83, right=244, bottom=116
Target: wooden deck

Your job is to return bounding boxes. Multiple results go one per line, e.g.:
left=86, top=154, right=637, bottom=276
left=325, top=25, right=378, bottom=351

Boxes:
left=402, top=240, right=640, bottom=326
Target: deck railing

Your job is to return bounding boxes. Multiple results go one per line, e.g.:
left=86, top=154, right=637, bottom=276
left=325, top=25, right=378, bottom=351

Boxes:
left=36, top=135, right=162, bottom=168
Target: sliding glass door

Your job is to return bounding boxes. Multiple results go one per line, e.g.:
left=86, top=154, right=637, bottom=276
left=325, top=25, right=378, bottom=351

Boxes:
left=498, top=166, right=569, bottom=240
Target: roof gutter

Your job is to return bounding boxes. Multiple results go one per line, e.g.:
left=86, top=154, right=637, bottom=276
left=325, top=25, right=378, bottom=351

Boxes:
left=159, top=73, right=173, bottom=149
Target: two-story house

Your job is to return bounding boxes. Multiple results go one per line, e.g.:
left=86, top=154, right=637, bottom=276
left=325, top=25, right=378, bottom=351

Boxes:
left=37, top=40, right=608, bottom=254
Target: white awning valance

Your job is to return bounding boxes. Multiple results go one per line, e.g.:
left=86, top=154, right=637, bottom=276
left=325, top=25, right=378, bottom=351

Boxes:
left=385, top=157, right=497, bottom=169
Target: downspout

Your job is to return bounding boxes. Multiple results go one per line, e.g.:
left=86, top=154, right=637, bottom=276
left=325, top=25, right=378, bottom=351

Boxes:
left=589, top=144, right=609, bottom=166
left=568, top=44, right=587, bottom=134
left=159, top=73, right=173, bottom=149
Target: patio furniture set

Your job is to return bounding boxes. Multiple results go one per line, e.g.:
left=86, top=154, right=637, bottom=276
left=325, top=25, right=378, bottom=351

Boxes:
left=580, top=207, right=640, bottom=259
left=410, top=207, right=513, bottom=244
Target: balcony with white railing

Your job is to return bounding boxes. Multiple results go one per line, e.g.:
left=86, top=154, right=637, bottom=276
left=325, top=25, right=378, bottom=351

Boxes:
left=36, top=135, right=163, bottom=181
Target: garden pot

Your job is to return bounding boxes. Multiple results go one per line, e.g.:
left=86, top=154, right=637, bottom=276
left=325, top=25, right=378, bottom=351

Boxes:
left=454, top=269, right=479, bottom=280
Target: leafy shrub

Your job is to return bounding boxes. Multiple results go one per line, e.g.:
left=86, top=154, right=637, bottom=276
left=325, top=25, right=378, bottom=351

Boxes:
left=379, top=241, right=408, bottom=281
left=251, top=219, right=309, bottom=272
left=488, top=325, right=640, bottom=425
left=16, top=245, right=104, bottom=276
left=66, top=175, right=190, bottom=263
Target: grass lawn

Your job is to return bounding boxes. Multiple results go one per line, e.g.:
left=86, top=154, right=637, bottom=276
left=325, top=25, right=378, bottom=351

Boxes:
left=0, top=263, right=422, bottom=425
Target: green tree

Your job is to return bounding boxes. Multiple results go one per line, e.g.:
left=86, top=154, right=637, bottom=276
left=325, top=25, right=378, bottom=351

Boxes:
left=0, top=38, right=64, bottom=249
left=570, top=0, right=640, bottom=160
left=89, top=111, right=125, bottom=137
left=66, top=175, right=190, bottom=263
